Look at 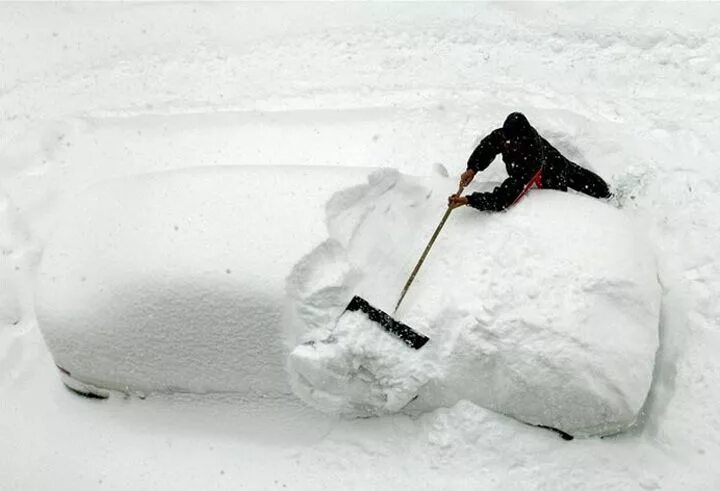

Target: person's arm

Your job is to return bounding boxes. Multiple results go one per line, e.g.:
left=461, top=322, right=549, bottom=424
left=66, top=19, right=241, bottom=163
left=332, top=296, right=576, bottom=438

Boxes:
left=460, top=129, right=504, bottom=187
left=467, top=129, right=504, bottom=173
left=466, top=163, right=540, bottom=212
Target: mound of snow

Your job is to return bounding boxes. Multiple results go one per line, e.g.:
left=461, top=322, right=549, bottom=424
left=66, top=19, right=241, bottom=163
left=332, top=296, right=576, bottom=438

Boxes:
left=35, top=166, right=373, bottom=396
left=286, top=169, right=661, bottom=436
left=0, top=190, right=35, bottom=327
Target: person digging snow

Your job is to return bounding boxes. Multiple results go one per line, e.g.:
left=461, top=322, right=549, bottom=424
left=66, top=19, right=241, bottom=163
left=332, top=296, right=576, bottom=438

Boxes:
left=448, top=112, right=611, bottom=211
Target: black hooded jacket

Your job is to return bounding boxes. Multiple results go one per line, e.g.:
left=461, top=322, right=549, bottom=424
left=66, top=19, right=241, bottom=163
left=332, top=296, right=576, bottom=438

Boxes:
left=465, top=112, right=575, bottom=211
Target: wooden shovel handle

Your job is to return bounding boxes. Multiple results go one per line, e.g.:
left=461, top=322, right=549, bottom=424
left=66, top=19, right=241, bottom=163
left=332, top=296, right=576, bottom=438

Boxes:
left=393, top=184, right=465, bottom=313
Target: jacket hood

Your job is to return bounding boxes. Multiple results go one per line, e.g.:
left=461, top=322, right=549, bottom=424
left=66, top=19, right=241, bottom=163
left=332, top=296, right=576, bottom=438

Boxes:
left=503, top=112, right=535, bottom=139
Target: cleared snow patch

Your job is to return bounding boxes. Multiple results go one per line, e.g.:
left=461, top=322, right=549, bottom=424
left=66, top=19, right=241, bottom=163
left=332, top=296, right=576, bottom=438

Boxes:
left=35, top=166, right=373, bottom=396
left=286, top=169, right=661, bottom=436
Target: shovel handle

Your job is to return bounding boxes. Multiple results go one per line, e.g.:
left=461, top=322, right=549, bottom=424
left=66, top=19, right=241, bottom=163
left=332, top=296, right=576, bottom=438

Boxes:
left=393, top=183, right=465, bottom=313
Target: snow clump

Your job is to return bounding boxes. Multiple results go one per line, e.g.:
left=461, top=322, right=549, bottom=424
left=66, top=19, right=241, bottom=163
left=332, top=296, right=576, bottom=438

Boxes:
left=286, top=169, right=661, bottom=437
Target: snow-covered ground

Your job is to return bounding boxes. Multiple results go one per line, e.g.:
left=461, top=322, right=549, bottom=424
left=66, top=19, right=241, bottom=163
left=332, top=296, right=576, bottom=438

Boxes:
left=2, top=2, right=720, bottom=489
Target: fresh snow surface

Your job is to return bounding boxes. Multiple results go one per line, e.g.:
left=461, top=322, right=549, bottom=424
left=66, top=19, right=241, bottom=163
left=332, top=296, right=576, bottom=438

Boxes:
left=287, top=169, right=660, bottom=436
left=36, top=166, right=372, bottom=396
left=3, top=2, right=720, bottom=490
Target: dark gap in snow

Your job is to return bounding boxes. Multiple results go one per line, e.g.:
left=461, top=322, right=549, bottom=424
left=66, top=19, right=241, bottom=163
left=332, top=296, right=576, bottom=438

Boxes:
left=63, top=382, right=109, bottom=400
left=535, top=424, right=574, bottom=441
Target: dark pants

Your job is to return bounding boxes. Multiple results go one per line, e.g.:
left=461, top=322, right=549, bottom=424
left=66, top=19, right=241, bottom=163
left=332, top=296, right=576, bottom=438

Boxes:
left=566, top=162, right=611, bottom=199
left=543, top=158, right=611, bottom=199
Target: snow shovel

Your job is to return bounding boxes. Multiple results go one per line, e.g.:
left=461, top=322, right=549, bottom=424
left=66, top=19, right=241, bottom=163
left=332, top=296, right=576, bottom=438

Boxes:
left=343, top=184, right=465, bottom=350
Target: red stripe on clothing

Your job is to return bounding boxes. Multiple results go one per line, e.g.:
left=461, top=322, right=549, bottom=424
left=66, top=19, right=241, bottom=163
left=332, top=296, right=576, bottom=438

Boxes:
left=511, top=168, right=543, bottom=207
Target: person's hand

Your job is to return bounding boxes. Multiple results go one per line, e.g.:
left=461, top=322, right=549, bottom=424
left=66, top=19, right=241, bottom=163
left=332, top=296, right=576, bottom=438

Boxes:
left=448, top=194, right=469, bottom=209
left=460, top=169, right=476, bottom=187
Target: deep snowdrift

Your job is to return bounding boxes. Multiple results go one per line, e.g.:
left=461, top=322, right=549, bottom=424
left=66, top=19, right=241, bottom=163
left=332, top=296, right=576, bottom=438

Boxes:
left=35, top=166, right=372, bottom=396
left=34, top=163, right=660, bottom=436
left=287, top=169, right=661, bottom=436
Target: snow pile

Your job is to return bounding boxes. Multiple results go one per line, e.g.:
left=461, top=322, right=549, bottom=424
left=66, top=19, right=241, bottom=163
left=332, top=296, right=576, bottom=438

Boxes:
left=0, top=188, right=40, bottom=348
left=287, top=169, right=661, bottom=436
left=0, top=191, right=27, bottom=325
left=35, top=166, right=371, bottom=396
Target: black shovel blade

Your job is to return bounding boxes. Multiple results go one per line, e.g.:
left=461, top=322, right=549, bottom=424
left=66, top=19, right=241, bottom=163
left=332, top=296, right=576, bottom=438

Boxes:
left=344, top=295, right=429, bottom=350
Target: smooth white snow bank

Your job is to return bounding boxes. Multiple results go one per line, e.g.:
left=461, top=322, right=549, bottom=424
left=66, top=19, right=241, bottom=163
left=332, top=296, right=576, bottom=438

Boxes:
left=1, top=192, right=28, bottom=326
left=287, top=169, right=661, bottom=436
left=35, top=166, right=372, bottom=396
